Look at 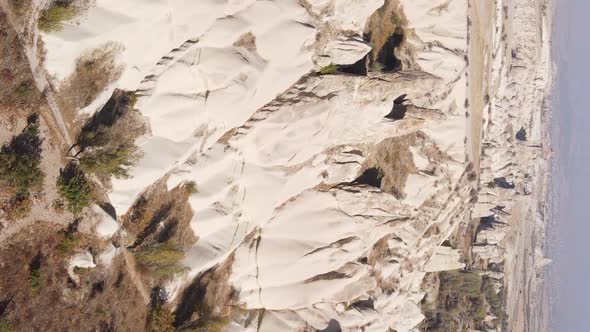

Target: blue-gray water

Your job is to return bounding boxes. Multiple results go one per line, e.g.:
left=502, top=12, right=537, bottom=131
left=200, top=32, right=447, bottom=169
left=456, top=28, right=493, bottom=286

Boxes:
left=549, top=0, right=590, bottom=330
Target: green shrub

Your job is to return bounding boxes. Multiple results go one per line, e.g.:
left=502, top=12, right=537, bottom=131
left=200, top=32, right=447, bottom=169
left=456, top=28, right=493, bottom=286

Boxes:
left=80, top=144, right=140, bottom=178
left=319, top=64, right=337, bottom=75
left=56, top=163, right=91, bottom=215
left=135, top=242, right=188, bottom=277
left=38, top=2, right=76, bottom=32
left=0, top=117, right=43, bottom=197
left=29, top=254, right=42, bottom=291
left=29, top=267, right=41, bottom=290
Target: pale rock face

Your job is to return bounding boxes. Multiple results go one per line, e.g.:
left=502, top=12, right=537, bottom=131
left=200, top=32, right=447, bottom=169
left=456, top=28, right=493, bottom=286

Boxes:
left=38, top=0, right=549, bottom=329
left=317, top=36, right=372, bottom=67
left=68, top=251, right=96, bottom=284
left=332, top=0, right=383, bottom=32
left=44, top=0, right=467, bottom=329
left=424, top=246, right=465, bottom=272
left=98, top=243, right=118, bottom=267
left=91, top=205, right=119, bottom=238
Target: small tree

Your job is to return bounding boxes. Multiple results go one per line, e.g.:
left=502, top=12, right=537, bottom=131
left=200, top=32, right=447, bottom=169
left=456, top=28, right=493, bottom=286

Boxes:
left=73, top=90, right=146, bottom=180
left=0, top=116, right=44, bottom=197
left=80, top=144, right=140, bottom=178
left=57, top=162, right=91, bottom=215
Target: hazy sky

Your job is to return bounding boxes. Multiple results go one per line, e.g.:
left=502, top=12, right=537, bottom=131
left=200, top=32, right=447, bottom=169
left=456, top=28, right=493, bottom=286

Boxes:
left=550, top=0, right=590, bottom=330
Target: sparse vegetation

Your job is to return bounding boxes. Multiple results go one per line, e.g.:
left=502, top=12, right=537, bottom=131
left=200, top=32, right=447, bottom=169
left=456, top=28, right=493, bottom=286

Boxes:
left=38, top=1, right=76, bottom=32
left=135, top=242, right=188, bottom=277
left=56, top=162, right=92, bottom=215
left=422, top=270, right=501, bottom=331
left=319, top=64, right=338, bottom=75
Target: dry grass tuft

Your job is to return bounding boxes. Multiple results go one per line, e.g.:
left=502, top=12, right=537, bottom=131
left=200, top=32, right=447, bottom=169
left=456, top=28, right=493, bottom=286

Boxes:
left=365, top=132, right=420, bottom=199
left=233, top=32, right=257, bottom=53
left=58, top=42, right=124, bottom=118
left=364, top=131, right=448, bottom=199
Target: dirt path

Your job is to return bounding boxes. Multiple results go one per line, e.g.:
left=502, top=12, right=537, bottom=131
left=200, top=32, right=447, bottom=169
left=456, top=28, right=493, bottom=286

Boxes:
left=467, top=0, right=494, bottom=172
left=122, top=248, right=150, bottom=304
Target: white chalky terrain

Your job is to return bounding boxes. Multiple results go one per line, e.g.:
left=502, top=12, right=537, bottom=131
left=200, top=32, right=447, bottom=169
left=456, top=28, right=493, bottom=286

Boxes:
left=38, top=0, right=552, bottom=330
